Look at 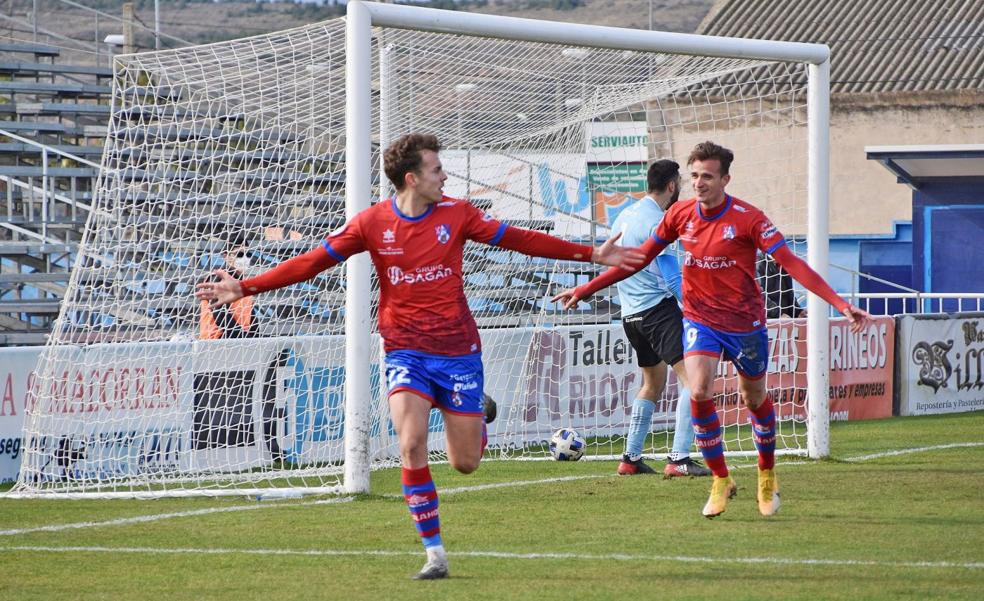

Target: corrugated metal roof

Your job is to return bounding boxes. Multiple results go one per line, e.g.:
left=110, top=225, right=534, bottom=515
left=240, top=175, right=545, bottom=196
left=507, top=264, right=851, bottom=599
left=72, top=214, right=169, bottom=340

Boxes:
left=697, top=0, right=984, bottom=94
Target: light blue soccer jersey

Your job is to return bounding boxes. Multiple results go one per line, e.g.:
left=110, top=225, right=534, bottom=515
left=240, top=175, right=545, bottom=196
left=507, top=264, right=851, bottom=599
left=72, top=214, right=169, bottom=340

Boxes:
left=612, top=195, right=682, bottom=316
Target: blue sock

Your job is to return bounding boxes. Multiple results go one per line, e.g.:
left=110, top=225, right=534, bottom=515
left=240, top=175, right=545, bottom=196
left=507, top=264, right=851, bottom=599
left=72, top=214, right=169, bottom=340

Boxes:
left=670, top=386, right=693, bottom=461
left=625, top=398, right=656, bottom=460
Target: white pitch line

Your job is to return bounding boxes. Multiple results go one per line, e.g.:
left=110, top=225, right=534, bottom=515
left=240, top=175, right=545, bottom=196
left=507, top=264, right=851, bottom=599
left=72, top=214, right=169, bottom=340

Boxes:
left=728, top=442, right=984, bottom=469
left=383, top=474, right=607, bottom=499
left=0, top=496, right=354, bottom=537
left=842, top=442, right=984, bottom=463
left=3, top=441, right=979, bottom=538
left=0, top=545, right=980, bottom=571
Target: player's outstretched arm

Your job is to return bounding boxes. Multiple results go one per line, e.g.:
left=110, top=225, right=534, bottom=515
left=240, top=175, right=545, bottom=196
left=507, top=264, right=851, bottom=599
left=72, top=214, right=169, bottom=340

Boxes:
left=195, top=269, right=244, bottom=306
left=590, top=232, right=646, bottom=270
left=771, top=245, right=871, bottom=333
left=839, top=304, right=871, bottom=333
left=195, top=246, right=338, bottom=306
left=551, top=237, right=666, bottom=310
left=551, top=286, right=581, bottom=310
left=493, top=228, right=644, bottom=270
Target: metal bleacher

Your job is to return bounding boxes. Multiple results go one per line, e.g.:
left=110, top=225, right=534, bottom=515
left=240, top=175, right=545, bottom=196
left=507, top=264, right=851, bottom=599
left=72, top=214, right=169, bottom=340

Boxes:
left=0, top=38, right=608, bottom=346
left=0, top=40, right=111, bottom=345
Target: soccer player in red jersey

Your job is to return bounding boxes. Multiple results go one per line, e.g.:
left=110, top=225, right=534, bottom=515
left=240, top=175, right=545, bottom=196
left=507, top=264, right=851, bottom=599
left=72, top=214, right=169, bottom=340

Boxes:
left=554, top=141, right=869, bottom=519
left=196, top=133, right=643, bottom=579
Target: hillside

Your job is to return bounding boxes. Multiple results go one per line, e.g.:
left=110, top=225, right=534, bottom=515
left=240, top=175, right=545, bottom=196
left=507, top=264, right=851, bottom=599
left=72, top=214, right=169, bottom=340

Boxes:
left=1, top=1, right=715, bottom=64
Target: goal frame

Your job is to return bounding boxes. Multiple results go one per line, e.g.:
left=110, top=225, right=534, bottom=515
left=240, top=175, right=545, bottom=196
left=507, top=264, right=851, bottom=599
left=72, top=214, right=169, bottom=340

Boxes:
left=343, top=0, right=833, bottom=494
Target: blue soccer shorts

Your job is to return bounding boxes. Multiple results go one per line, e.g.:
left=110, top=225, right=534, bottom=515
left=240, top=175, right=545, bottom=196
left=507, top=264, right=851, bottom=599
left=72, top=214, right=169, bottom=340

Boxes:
left=682, top=318, right=769, bottom=379
left=384, top=350, right=485, bottom=416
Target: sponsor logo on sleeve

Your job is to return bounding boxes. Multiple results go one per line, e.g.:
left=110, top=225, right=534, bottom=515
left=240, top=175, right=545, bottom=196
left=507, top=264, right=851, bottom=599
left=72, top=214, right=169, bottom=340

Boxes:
left=760, top=222, right=778, bottom=240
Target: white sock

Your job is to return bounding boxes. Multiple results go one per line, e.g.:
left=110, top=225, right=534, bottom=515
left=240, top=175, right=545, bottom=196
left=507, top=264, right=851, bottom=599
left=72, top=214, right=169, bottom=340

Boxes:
left=426, top=545, right=447, bottom=563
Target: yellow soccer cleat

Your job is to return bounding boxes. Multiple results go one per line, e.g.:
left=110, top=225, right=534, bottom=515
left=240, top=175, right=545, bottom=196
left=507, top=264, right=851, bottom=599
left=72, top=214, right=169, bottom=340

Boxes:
left=702, top=475, right=737, bottom=518
left=757, top=468, right=781, bottom=517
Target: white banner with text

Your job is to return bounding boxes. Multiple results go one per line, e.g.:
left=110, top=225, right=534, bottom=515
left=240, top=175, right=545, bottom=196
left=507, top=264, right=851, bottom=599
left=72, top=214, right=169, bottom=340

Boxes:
left=897, top=313, right=984, bottom=416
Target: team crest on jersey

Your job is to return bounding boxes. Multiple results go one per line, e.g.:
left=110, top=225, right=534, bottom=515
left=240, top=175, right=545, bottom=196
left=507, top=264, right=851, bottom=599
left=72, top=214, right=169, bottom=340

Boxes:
left=382, top=228, right=395, bottom=243
left=722, top=224, right=736, bottom=240
left=435, top=224, right=451, bottom=244
left=685, top=220, right=695, bottom=232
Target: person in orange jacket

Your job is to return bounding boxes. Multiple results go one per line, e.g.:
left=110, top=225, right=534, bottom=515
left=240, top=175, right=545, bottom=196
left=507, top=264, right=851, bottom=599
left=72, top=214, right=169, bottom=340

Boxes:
left=200, top=242, right=257, bottom=339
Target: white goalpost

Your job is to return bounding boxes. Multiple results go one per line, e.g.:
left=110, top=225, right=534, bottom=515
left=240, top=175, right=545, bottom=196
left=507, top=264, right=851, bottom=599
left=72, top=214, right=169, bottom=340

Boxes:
left=9, top=1, right=831, bottom=498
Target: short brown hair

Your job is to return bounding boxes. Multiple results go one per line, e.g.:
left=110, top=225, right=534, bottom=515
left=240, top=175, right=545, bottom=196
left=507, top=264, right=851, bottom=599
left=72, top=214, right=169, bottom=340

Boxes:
left=687, top=141, right=734, bottom=175
left=383, top=133, right=442, bottom=191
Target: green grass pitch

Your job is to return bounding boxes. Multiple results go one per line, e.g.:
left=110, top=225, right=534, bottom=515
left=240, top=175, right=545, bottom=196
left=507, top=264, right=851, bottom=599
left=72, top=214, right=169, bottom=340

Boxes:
left=1, top=412, right=982, bottom=600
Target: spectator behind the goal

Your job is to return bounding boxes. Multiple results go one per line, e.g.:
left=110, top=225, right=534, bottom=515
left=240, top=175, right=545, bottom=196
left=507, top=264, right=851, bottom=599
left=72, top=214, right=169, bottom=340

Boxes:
left=195, top=132, right=644, bottom=580
left=757, top=251, right=806, bottom=319
left=555, top=140, right=870, bottom=520
left=199, top=241, right=257, bottom=339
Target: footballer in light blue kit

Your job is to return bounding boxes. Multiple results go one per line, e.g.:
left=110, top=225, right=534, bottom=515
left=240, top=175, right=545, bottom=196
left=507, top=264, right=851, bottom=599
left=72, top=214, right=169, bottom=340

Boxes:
left=610, top=160, right=711, bottom=478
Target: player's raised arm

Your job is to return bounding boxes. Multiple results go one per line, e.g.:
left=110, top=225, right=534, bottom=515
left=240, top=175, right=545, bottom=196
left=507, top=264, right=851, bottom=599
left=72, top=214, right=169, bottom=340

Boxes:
left=195, top=245, right=338, bottom=306
left=551, top=236, right=668, bottom=309
left=771, top=244, right=870, bottom=332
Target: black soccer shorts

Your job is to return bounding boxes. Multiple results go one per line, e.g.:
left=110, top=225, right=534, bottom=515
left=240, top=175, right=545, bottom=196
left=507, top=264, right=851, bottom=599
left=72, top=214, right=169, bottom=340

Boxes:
left=621, top=296, right=685, bottom=368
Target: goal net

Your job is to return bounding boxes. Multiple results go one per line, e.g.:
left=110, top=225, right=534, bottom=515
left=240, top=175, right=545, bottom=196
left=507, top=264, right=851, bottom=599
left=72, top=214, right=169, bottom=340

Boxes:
left=11, top=3, right=829, bottom=498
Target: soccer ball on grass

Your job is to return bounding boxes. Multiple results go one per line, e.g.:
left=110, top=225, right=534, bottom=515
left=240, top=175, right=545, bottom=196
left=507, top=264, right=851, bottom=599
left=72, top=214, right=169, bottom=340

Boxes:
left=549, top=428, right=585, bottom=461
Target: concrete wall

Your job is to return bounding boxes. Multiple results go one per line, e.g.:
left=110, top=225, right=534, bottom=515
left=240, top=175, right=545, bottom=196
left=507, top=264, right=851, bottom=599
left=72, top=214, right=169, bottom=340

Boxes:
left=654, top=92, right=983, bottom=237
left=829, top=93, right=984, bottom=235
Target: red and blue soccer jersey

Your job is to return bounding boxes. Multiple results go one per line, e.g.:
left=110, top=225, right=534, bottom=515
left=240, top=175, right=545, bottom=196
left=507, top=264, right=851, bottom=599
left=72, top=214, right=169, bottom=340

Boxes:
left=322, top=197, right=507, bottom=356
left=654, top=195, right=786, bottom=333
left=241, top=196, right=592, bottom=356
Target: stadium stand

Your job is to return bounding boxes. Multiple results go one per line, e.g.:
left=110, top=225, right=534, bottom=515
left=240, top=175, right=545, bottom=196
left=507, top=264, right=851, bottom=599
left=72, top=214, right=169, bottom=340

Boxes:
left=0, top=29, right=611, bottom=346
left=0, top=41, right=109, bottom=344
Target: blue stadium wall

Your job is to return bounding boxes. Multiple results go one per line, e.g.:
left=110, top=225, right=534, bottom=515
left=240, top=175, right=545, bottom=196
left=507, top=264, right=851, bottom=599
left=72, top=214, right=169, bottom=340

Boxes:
left=911, top=181, right=984, bottom=308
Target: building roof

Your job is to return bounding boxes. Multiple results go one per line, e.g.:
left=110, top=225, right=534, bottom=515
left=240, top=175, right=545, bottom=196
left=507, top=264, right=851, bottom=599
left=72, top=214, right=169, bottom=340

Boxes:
left=697, top=0, right=984, bottom=94
left=866, top=144, right=984, bottom=188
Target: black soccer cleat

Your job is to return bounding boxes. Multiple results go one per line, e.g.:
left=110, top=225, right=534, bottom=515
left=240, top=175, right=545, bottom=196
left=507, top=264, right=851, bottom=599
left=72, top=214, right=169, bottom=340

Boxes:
left=617, top=454, right=657, bottom=475
left=664, top=457, right=713, bottom=478
left=482, top=394, right=497, bottom=424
